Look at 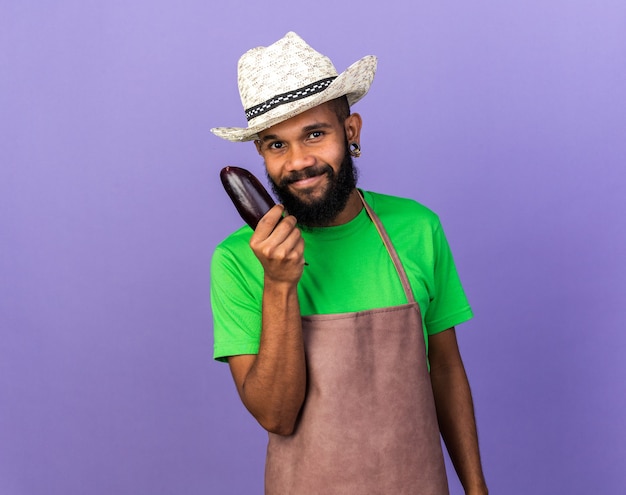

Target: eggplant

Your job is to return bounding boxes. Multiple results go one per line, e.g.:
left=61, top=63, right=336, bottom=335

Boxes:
left=220, top=166, right=276, bottom=229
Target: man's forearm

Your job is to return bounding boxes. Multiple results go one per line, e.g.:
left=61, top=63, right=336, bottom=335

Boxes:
left=430, top=360, right=488, bottom=494
left=428, top=328, right=487, bottom=494
left=238, top=280, right=307, bottom=435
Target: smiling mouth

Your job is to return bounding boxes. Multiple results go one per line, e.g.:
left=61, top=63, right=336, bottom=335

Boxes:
left=282, top=165, right=333, bottom=188
left=289, top=173, right=326, bottom=191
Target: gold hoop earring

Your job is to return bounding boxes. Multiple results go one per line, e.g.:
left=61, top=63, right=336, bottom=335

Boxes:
left=349, top=142, right=361, bottom=158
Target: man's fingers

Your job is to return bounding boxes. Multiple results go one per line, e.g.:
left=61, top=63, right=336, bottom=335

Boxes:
left=253, top=204, right=285, bottom=238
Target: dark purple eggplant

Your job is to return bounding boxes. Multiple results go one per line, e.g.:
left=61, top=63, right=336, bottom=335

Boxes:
left=220, top=166, right=276, bottom=229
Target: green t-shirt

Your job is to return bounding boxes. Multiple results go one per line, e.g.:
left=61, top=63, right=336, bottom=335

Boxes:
left=210, top=190, right=473, bottom=362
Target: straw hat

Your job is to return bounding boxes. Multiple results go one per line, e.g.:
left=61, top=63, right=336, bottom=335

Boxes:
left=211, top=32, right=377, bottom=142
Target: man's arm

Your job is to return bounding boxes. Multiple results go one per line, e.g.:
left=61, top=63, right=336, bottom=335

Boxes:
left=228, top=205, right=307, bottom=436
left=428, top=327, right=488, bottom=495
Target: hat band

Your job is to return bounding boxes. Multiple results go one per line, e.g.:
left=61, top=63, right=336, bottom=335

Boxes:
left=245, top=76, right=337, bottom=122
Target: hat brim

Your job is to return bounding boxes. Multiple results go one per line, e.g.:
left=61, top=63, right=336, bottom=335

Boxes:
left=211, top=55, right=377, bottom=142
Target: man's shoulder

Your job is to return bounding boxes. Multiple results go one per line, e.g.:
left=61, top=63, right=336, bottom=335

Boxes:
left=212, top=225, right=255, bottom=264
left=362, top=190, right=440, bottom=227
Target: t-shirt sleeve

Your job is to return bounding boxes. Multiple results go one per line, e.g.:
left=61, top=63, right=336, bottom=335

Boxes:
left=424, top=219, right=474, bottom=335
left=210, top=244, right=263, bottom=362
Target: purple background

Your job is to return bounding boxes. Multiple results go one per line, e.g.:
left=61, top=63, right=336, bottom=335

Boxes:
left=2, top=1, right=625, bottom=494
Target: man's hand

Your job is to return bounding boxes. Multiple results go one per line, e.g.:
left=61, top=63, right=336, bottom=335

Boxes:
left=250, top=204, right=305, bottom=284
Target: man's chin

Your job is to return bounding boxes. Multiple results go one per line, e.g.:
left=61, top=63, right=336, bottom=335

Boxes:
left=287, top=183, right=329, bottom=204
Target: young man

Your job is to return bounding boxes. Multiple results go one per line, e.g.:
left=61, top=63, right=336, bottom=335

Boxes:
left=211, top=32, right=488, bottom=494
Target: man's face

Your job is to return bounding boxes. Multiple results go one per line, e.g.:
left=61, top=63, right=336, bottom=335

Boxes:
left=255, top=102, right=359, bottom=227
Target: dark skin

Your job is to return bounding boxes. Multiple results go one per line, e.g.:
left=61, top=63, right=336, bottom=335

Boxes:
left=227, top=101, right=488, bottom=493
left=429, top=328, right=489, bottom=495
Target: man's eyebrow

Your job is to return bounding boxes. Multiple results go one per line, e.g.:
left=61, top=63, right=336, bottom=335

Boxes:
left=259, top=134, right=278, bottom=142
left=302, top=122, right=333, bottom=133
left=259, top=122, right=333, bottom=142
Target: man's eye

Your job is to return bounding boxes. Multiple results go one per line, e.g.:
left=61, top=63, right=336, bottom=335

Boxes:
left=268, top=142, right=284, bottom=150
left=308, top=131, right=323, bottom=139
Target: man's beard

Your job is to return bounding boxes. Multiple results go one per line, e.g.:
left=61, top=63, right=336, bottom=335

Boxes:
left=266, top=144, right=358, bottom=228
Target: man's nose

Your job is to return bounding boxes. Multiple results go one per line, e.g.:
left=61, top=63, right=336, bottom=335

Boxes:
left=286, top=143, right=315, bottom=171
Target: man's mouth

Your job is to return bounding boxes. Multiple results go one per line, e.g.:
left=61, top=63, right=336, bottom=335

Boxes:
left=282, top=165, right=333, bottom=189
left=288, top=173, right=327, bottom=191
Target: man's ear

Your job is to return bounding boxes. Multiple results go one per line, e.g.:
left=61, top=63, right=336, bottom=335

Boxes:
left=344, top=113, right=363, bottom=143
left=254, top=140, right=263, bottom=155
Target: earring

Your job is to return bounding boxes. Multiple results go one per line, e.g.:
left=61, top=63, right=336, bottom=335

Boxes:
left=349, top=142, right=361, bottom=158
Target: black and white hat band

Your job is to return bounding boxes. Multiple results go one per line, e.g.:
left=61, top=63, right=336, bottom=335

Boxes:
left=245, top=76, right=336, bottom=122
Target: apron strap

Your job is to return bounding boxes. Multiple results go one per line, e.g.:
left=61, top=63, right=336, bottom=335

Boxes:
left=357, top=190, right=416, bottom=304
